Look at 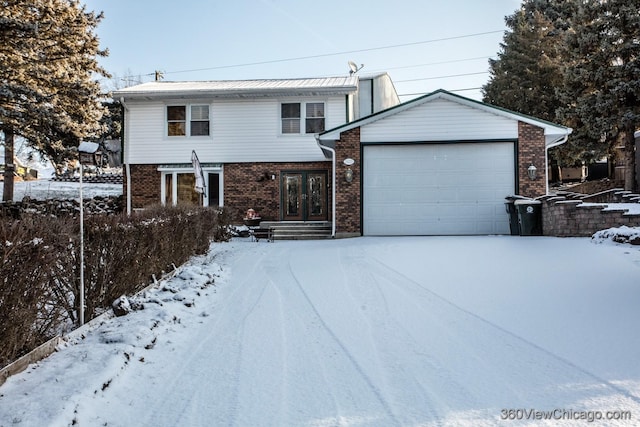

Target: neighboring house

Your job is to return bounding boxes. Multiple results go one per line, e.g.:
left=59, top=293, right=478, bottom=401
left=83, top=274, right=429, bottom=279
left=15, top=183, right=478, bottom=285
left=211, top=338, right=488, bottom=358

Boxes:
left=102, top=139, right=122, bottom=167
left=114, top=74, right=399, bottom=219
left=316, top=89, right=572, bottom=236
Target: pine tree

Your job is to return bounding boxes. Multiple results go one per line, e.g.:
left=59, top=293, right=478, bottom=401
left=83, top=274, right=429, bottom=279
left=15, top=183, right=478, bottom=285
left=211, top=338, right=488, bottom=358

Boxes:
left=483, top=0, right=566, bottom=123
left=0, top=0, right=109, bottom=201
left=557, top=0, right=640, bottom=191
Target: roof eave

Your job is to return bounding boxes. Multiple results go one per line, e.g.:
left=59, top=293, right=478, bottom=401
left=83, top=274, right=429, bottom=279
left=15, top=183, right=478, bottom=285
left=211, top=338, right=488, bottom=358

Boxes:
left=114, top=86, right=358, bottom=101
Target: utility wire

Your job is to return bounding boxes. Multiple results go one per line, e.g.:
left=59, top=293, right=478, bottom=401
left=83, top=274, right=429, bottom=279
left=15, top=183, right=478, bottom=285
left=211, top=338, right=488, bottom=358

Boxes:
left=396, top=71, right=489, bottom=83
left=366, top=56, right=493, bottom=73
left=399, top=87, right=483, bottom=97
left=147, top=30, right=503, bottom=77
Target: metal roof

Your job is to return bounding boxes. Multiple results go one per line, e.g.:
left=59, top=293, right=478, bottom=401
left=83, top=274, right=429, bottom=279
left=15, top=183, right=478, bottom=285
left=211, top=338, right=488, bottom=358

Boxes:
left=114, top=76, right=359, bottom=99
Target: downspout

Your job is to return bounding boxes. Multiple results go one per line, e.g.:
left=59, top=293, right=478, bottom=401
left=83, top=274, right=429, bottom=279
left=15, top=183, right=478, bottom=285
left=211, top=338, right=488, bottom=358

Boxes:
left=545, top=134, right=569, bottom=195
left=120, top=97, right=132, bottom=215
left=316, top=136, right=336, bottom=238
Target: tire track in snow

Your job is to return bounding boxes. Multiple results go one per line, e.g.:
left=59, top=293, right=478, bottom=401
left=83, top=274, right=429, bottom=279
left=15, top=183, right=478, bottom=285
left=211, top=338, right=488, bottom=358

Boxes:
left=367, top=255, right=640, bottom=407
left=262, top=262, right=345, bottom=424
left=285, top=256, right=403, bottom=426
left=337, top=248, right=474, bottom=422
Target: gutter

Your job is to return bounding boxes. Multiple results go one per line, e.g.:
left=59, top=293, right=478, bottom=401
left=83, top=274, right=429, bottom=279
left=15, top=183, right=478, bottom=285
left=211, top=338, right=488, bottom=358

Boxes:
left=120, top=97, right=132, bottom=215
left=315, top=136, right=336, bottom=238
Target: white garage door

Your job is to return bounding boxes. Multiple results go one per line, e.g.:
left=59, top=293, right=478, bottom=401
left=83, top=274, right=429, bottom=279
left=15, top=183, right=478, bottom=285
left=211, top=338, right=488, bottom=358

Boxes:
left=363, top=142, right=515, bottom=235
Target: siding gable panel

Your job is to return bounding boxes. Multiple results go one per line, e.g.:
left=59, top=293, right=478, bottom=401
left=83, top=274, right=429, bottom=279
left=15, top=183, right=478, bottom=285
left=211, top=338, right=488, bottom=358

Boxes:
left=361, top=98, right=518, bottom=143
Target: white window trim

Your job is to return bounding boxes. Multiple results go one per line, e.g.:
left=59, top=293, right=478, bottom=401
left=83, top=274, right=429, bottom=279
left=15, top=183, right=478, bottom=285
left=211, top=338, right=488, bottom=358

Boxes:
left=279, top=100, right=326, bottom=135
left=158, top=164, right=223, bottom=207
left=165, top=103, right=212, bottom=138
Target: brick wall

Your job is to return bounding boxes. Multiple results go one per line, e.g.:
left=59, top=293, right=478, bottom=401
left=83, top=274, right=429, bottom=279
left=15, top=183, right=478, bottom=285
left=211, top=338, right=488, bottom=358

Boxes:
left=541, top=190, right=640, bottom=237
left=332, top=127, right=361, bottom=236
left=518, top=122, right=546, bottom=198
left=125, top=164, right=161, bottom=208
left=126, top=162, right=331, bottom=221
left=224, top=161, right=331, bottom=223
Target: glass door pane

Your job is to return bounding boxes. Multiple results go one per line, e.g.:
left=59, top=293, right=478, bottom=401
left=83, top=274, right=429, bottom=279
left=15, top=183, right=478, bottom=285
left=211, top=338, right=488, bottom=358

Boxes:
left=306, top=173, right=326, bottom=220
left=177, top=173, right=199, bottom=205
left=282, top=173, right=303, bottom=220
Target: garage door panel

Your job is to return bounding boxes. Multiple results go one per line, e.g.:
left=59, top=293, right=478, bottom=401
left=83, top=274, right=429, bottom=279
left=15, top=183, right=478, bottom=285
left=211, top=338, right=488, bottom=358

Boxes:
left=363, top=142, right=515, bottom=235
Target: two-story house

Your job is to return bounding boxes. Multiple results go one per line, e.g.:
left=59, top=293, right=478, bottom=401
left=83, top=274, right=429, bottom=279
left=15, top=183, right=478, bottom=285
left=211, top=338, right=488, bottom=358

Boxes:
left=115, top=73, right=399, bottom=225
left=116, top=76, right=571, bottom=237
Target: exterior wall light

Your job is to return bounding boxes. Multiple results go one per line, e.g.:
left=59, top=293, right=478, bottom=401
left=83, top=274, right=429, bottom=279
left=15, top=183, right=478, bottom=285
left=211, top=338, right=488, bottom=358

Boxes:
left=527, top=164, right=537, bottom=180
left=343, top=157, right=355, bottom=183
left=345, top=168, right=353, bottom=182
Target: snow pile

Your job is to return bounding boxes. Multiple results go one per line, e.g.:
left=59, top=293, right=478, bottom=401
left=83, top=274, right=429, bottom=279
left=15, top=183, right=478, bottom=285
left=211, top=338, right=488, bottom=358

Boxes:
left=592, top=226, right=640, bottom=245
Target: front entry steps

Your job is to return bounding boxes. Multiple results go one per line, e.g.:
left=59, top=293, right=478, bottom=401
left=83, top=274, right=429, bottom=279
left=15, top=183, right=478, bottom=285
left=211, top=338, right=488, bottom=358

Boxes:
left=255, top=221, right=332, bottom=241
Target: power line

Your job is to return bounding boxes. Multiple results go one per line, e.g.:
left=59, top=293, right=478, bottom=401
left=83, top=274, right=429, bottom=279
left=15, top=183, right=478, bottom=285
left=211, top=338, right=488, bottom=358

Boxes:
left=399, top=87, right=483, bottom=97
left=151, top=30, right=504, bottom=77
left=367, top=56, right=493, bottom=73
left=395, top=71, right=489, bottom=83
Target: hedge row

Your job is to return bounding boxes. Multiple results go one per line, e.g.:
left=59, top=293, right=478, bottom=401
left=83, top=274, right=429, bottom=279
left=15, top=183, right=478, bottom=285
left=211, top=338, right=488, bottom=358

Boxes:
left=0, top=205, right=231, bottom=367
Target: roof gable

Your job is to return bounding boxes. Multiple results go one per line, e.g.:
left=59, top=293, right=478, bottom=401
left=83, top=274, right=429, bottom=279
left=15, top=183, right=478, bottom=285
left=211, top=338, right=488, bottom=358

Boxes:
left=319, top=89, right=571, bottom=147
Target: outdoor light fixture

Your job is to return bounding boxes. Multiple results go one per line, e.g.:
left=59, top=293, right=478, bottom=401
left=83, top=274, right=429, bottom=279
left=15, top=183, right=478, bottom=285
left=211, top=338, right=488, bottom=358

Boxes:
left=343, top=158, right=355, bottom=183
left=345, top=168, right=353, bottom=183
left=527, top=164, right=537, bottom=180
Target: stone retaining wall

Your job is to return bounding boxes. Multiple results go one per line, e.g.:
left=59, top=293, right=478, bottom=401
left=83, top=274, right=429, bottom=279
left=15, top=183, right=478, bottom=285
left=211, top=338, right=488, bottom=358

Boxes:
left=52, top=173, right=123, bottom=184
left=0, top=195, right=124, bottom=218
left=541, top=189, right=640, bottom=237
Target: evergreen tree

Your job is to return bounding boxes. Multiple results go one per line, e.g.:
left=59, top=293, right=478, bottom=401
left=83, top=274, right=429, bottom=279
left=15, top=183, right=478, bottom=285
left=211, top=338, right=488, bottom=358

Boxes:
left=557, top=0, right=640, bottom=190
left=0, top=0, right=109, bottom=201
left=483, top=0, right=566, bottom=123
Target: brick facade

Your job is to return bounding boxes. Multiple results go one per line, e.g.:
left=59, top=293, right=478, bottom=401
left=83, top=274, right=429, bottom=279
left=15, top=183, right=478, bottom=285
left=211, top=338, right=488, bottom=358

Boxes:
left=224, top=161, right=331, bottom=222
left=332, top=127, right=362, bottom=236
left=518, top=121, right=546, bottom=198
left=126, top=162, right=332, bottom=222
left=125, top=164, right=161, bottom=208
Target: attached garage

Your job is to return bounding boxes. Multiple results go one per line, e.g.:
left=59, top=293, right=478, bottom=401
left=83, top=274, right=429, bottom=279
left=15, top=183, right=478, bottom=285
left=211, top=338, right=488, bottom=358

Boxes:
left=317, top=89, right=572, bottom=237
left=363, top=142, right=515, bottom=235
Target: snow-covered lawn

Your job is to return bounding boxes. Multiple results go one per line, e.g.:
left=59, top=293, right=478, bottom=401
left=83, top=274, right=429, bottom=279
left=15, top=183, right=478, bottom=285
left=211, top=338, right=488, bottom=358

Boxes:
left=0, top=179, right=122, bottom=201
left=1, top=236, right=639, bottom=426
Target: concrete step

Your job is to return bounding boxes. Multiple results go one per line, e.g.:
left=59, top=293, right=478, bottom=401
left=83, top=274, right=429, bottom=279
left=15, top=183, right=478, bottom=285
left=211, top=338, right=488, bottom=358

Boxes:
left=258, top=222, right=332, bottom=240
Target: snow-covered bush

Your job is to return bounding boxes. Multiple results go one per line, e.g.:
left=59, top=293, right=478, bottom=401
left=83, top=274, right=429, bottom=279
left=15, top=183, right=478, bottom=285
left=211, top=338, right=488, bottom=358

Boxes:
left=592, top=226, right=640, bottom=245
left=0, top=205, right=232, bottom=367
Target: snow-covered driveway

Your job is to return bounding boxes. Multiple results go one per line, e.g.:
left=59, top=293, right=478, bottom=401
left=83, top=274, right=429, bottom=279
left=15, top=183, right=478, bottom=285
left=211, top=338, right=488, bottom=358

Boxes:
left=1, top=236, right=640, bottom=426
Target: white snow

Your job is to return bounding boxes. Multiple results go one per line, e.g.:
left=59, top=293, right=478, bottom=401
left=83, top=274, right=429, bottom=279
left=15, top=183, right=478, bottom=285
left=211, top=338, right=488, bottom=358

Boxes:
left=0, top=179, right=122, bottom=201
left=578, top=202, right=640, bottom=215
left=1, top=235, right=640, bottom=426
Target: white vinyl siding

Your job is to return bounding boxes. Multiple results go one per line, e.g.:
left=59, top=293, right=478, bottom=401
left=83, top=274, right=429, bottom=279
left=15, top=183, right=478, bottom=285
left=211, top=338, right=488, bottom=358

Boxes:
left=363, top=142, right=515, bottom=236
left=361, top=98, right=517, bottom=143
left=125, top=97, right=346, bottom=164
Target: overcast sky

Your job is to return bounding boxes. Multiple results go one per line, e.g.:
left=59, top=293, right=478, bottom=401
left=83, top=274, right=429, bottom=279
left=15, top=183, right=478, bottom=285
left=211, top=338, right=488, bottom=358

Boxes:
left=82, top=0, right=523, bottom=101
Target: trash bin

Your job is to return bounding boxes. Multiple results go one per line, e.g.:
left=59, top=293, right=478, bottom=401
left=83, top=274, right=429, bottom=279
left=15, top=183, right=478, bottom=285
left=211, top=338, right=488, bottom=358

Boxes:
left=504, top=196, right=521, bottom=235
left=515, top=199, right=542, bottom=236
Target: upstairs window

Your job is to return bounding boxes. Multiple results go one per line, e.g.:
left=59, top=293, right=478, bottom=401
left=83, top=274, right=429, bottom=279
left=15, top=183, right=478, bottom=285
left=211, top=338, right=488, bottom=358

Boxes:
left=281, top=103, right=301, bottom=134
left=167, top=104, right=210, bottom=137
left=305, top=102, right=325, bottom=133
left=167, top=106, right=186, bottom=136
left=281, top=102, right=325, bottom=134
left=190, top=105, right=210, bottom=136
